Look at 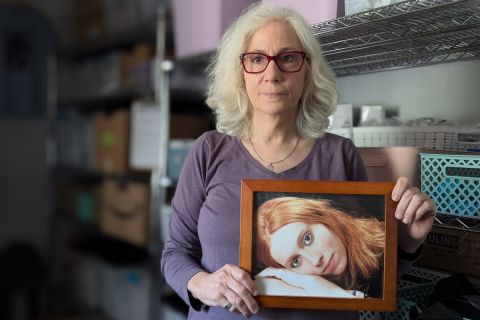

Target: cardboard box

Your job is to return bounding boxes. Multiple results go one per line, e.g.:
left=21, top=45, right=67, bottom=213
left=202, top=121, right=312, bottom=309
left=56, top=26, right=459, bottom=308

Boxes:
left=93, top=109, right=130, bottom=175
left=419, top=225, right=480, bottom=278
left=98, top=179, right=150, bottom=246
left=170, top=114, right=212, bottom=139
left=123, top=43, right=155, bottom=90
left=172, top=0, right=257, bottom=58
left=73, top=0, right=105, bottom=42
left=358, top=147, right=422, bottom=187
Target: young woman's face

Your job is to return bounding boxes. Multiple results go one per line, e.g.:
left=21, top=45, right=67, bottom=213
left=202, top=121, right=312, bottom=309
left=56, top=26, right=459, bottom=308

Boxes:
left=269, top=222, right=348, bottom=276
left=243, top=21, right=307, bottom=117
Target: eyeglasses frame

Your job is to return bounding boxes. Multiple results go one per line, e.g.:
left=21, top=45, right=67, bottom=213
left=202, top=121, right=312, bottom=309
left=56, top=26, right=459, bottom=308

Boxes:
left=239, top=51, right=308, bottom=74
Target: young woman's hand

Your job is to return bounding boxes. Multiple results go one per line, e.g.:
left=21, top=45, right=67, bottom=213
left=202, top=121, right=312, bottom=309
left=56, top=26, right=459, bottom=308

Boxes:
left=187, top=264, right=259, bottom=317
left=255, top=267, right=355, bottom=297
left=392, top=177, right=436, bottom=254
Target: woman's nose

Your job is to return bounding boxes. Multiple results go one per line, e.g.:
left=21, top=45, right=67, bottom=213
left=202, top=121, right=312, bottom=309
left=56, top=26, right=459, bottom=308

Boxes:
left=263, top=60, right=282, bottom=82
left=302, top=250, right=322, bottom=267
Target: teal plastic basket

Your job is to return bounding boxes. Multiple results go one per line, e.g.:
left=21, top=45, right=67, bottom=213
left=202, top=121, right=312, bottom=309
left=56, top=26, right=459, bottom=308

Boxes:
left=420, top=153, right=480, bottom=217
left=359, top=266, right=452, bottom=320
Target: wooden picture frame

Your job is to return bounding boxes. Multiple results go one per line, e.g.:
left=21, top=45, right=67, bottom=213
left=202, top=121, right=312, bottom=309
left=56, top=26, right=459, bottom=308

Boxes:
left=240, top=179, right=397, bottom=311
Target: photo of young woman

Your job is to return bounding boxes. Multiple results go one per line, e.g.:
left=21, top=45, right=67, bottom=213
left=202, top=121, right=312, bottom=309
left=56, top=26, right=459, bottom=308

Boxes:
left=254, top=197, right=385, bottom=299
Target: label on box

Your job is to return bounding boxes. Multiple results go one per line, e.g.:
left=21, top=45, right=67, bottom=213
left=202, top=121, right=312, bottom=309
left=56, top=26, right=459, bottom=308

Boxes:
left=419, top=226, right=480, bottom=277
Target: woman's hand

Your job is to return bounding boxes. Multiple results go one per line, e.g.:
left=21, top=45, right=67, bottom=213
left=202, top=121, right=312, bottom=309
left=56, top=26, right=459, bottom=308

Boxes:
left=187, top=264, right=259, bottom=317
left=255, top=267, right=356, bottom=298
left=392, top=177, right=436, bottom=253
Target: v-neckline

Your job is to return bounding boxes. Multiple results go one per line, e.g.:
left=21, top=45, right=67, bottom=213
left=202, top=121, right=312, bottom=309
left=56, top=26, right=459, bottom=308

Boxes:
left=235, top=137, right=319, bottom=176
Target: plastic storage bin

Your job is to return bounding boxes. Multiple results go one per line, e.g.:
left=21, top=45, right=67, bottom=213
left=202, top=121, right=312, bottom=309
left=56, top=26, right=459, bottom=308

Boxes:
left=360, top=266, right=480, bottom=320
left=167, top=139, right=195, bottom=181
left=353, top=126, right=480, bottom=151
left=420, top=153, right=480, bottom=217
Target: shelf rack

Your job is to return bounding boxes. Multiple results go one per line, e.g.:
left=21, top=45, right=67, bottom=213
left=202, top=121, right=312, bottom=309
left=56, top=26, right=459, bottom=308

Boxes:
left=434, top=213, right=480, bottom=232
left=311, top=0, right=480, bottom=76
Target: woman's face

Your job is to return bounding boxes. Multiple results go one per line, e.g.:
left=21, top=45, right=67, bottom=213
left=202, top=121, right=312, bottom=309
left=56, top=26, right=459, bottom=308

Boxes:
left=269, top=222, right=348, bottom=276
left=243, top=21, right=307, bottom=117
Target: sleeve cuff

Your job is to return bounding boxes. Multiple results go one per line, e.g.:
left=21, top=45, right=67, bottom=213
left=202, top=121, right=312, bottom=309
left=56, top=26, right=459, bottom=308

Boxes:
left=398, top=244, right=423, bottom=261
left=188, top=292, right=209, bottom=312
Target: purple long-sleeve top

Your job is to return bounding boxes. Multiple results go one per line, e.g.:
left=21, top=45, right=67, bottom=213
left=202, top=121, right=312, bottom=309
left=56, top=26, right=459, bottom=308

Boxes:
left=161, top=130, right=412, bottom=320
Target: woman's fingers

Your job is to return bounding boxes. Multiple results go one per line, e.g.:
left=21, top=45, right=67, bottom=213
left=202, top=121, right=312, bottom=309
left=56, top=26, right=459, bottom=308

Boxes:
left=187, top=264, right=259, bottom=317
left=392, top=176, right=409, bottom=202
left=224, top=264, right=259, bottom=316
left=392, top=177, right=436, bottom=253
left=229, top=264, right=259, bottom=296
left=224, top=279, right=257, bottom=316
left=395, top=186, right=422, bottom=223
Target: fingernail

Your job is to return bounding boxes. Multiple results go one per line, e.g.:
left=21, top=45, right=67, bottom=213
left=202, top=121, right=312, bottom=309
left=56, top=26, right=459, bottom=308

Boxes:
left=394, top=210, right=401, bottom=219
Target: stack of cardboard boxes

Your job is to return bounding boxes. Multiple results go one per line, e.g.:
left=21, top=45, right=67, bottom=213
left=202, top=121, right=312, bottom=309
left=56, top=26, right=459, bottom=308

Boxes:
left=64, top=108, right=211, bottom=247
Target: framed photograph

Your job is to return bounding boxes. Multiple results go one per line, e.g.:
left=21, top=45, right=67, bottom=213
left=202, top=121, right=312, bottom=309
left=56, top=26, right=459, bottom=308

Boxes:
left=240, top=179, right=397, bottom=311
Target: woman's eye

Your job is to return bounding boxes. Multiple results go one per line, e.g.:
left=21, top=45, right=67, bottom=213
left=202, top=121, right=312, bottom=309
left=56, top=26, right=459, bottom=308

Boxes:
left=280, top=54, right=294, bottom=62
left=303, top=233, right=313, bottom=246
left=251, top=55, right=264, bottom=64
left=290, top=256, right=302, bottom=269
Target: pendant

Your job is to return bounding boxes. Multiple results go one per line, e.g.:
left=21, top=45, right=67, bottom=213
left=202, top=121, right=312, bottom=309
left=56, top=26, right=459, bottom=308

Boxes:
left=267, top=163, right=274, bottom=171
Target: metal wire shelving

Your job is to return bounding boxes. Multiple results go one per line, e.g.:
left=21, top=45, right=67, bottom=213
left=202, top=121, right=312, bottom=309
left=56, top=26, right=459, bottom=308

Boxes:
left=434, top=213, right=480, bottom=232
left=311, top=0, right=480, bottom=76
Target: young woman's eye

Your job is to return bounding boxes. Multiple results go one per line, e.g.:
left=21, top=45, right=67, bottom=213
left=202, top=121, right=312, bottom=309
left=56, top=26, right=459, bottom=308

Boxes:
left=290, top=256, right=302, bottom=269
left=303, top=233, right=313, bottom=246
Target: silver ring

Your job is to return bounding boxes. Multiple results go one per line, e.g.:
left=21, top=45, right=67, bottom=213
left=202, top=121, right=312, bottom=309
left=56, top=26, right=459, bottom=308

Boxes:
left=223, top=300, right=232, bottom=310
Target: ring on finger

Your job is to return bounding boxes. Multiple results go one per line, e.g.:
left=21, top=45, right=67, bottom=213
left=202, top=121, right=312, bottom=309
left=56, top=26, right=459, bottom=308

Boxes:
left=223, top=300, right=232, bottom=310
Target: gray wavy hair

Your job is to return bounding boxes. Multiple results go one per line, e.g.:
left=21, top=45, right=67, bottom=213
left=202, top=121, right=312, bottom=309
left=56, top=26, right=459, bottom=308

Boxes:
left=205, top=3, right=338, bottom=138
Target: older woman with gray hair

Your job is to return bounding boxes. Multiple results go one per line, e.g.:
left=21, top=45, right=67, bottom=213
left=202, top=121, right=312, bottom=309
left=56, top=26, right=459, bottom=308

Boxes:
left=161, top=3, right=435, bottom=319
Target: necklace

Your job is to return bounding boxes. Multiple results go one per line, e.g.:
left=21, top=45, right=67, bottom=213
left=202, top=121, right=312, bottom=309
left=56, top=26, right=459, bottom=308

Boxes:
left=249, top=135, right=300, bottom=172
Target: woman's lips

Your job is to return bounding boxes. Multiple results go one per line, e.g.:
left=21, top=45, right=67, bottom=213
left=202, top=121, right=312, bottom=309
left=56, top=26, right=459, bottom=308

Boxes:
left=261, top=92, right=284, bottom=96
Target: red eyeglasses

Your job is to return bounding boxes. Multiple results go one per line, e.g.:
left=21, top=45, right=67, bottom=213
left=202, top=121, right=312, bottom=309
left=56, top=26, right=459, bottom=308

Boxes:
left=240, top=51, right=308, bottom=74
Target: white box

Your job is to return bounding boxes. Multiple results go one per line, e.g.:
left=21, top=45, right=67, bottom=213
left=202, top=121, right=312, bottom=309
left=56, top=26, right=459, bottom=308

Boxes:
left=129, top=99, right=162, bottom=170
left=329, top=103, right=353, bottom=128
left=360, top=105, right=386, bottom=126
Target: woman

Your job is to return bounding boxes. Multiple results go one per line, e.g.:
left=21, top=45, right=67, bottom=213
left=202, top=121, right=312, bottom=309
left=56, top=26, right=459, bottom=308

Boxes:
left=255, top=197, right=385, bottom=298
left=161, top=3, right=436, bottom=319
